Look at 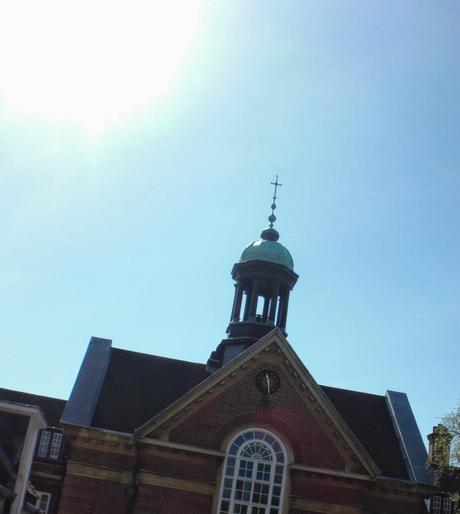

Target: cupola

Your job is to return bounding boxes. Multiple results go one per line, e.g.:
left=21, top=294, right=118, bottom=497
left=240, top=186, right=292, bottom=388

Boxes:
left=207, top=177, right=298, bottom=372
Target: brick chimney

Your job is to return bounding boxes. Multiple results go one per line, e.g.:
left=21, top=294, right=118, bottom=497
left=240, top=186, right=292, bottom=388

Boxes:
left=428, top=424, right=453, bottom=467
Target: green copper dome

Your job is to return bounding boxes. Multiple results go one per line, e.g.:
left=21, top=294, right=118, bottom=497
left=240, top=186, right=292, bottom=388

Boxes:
left=240, top=237, right=294, bottom=270
left=239, top=177, right=294, bottom=270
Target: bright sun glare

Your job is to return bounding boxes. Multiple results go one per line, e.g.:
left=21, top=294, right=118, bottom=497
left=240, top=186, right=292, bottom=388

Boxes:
left=0, top=0, right=206, bottom=134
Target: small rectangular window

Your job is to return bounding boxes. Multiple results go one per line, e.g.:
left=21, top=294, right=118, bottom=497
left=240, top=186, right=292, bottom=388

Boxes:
left=36, top=492, right=51, bottom=514
left=433, top=496, right=442, bottom=514
left=443, top=497, right=452, bottom=514
left=36, top=429, right=64, bottom=460
left=49, top=432, right=63, bottom=459
left=37, top=431, right=51, bottom=458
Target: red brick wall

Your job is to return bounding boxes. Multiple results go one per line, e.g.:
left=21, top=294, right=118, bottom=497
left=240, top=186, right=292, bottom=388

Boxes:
left=31, top=461, right=65, bottom=514
left=362, top=493, right=426, bottom=514
left=140, top=451, right=221, bottom=482
left=290, top=472, right=362, bottom=506
left=289, top=510, right=323, bottom=514
left=53, top=365, right=428, bottom=514
left=67, top=444, right=133, bottom=469
left=31, top=480, right=62, bottom=514
left=133, top=484, right=213, bottom=514
left=169, top=363, right=345, bottom=470
left=58, top=474, right=127, bottom=514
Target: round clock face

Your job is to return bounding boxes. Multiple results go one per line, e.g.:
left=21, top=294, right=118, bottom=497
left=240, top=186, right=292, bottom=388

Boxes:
left=256, top=369, right=280, bottom=395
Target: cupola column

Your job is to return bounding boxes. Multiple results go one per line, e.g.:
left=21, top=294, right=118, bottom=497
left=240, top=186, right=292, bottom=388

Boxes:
left=279, top=289, right=290, bottom=329
left=268, top=283, right=280, bottom=324
left=242, top=289, right=251, bottom=321
left=262, top=296, right=270, bottom=322
left=231, top=282, right=244, bottom=322
left=248, top=278, right=260, bottom=320
left=276, top=293, right=284, bottom=327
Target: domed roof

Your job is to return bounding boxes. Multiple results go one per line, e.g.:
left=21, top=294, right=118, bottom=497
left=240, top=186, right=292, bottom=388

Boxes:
left=240, top=232, right=294, bottom=270
left=240, top=177, right=294, bottom=269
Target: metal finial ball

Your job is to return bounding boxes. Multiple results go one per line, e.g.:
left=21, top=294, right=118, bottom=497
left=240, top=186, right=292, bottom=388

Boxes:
left=271, top=203, right=276, bottom=210
left=260, top=227, right=280, bottom=241
left=268, top=214, right=276, bottom=223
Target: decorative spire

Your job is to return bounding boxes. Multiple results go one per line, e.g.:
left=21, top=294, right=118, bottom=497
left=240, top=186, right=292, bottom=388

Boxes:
left=261, top=175, right=282, bottom=242
left=269, top=175, right=282, bottom=227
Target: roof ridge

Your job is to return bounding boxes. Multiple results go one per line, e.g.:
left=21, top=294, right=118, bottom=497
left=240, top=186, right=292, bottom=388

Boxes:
left=0, top=387, right=66, bottom=403
left=112, top=347, right=206, bottom=367
left=320, top=384, right=386, bottom=399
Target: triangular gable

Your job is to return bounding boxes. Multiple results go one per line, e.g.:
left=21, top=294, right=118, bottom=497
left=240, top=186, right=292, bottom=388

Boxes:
left=136, top=329, right=380, bottom=477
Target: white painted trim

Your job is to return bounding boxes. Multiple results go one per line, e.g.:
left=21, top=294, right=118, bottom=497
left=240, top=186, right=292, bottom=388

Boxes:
left=4, top=403, right=46, bottom=514
left=290, top=463, right=373, bottom=481
left=291, top=463, right=435, bottom=491
left=0, top=400, right=46, bottom=418
left=139, top=436, right=225, bottom=457
left=135, top=330, right=283, bottom=436
left=216, top=428, right=288, bottom=514
left=62, top=422, right=132, bottom=438
left=49, top=432, right=63, bottom=459
left=275, top=340, right=380, bottom=477
left=219, top=423, right=295, bottom=465
left=31, top=471, right=62, bottom=481
left=35, top=491, right=52, bottom=514
left=135, top=329, right=379, bottom=478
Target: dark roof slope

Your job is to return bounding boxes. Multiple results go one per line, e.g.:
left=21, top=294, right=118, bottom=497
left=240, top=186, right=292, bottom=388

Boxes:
left=321, top=385, right=409, bottom=480
left=0, top=388, right=66, bottom=427
left=91, top=349, right=207, bottom=433
left=88, top=349, right=409, bottom=480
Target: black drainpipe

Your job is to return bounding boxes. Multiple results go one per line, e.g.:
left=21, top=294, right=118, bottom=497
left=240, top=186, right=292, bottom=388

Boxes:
left=124, top=442, right=140, bottom=514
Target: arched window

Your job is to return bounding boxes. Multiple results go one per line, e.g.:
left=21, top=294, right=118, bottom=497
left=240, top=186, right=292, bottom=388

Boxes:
left=218, top=429, right=287, bottom=514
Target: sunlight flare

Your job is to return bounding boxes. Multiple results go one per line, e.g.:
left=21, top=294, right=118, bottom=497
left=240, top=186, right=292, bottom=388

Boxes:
left=0, top=0, right=207, bottom=133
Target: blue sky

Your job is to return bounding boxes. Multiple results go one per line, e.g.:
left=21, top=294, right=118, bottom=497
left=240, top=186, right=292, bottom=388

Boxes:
left=1, top=1, right=459, bottom=445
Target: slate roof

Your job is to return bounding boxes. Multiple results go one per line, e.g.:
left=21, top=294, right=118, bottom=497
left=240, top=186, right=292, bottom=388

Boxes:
left=88, top=349, right=409, bottom=480
left=322, top=385, right=409, bottom=480
left=0, top=388, right=66, bottom=427
left=91, top=349, right=207, bottom=433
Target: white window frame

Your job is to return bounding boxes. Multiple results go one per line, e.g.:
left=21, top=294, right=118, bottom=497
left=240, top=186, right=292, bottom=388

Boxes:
left=37, top=430, right=51, bottom=458
left=443, top=496, right=452, bottom=514
left=35, top=492, right=51, bottom=514
left=49, top=432, right=63, bottom=460
left=36, top=428, right=63, bottom=460
left=433, top=496, right=442, bottom=514
left=217, top=429, right=287, bottom=514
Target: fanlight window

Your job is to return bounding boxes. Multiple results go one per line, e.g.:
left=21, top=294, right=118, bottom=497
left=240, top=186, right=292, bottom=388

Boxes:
left=218, top=429, right=287, bottom=514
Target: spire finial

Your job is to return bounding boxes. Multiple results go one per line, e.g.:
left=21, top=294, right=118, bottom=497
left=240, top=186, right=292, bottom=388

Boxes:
left=261, top=175, right=282, bottom=242
left=268, top=175, right=282, bottom=228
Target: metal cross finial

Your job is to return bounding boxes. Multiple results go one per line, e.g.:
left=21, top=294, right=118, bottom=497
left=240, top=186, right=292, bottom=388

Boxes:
left=271, top=175, right=282, bottom=200
left=268, top=175, right=282, bottom=228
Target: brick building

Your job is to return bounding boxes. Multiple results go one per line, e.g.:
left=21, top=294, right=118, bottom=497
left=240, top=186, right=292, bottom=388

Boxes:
left=426, top=425, right=460, bottom=514
left=0, top=389, right=66, bottom=514
left=1, top=202, right=446, bottom=513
